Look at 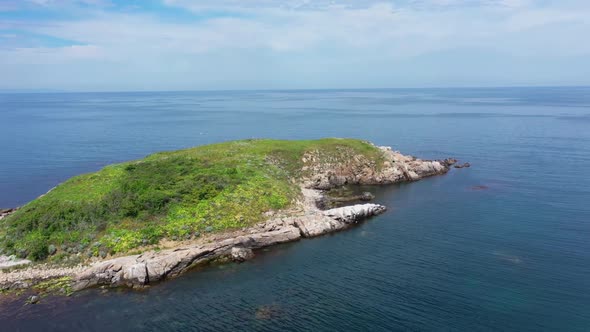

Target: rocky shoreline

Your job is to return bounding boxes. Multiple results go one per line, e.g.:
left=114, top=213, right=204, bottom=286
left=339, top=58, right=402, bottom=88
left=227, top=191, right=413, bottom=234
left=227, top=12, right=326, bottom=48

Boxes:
left=73, top=201, right=387, bottom=290
left=1, top=145, right=461, bottom=294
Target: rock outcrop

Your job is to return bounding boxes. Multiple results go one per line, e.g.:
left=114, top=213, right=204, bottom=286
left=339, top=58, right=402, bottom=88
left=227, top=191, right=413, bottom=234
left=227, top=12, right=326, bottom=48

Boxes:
left=0, top=208, right=16, bottom=221
left=293, top=204, right=387, bottom=237
left=231, top=247, right=254, bottom=262
left=303, top=146, right=453, bottom=189
left=0, top=255, right=31, bottom=270
left=454, top=162, right=471, bottom=169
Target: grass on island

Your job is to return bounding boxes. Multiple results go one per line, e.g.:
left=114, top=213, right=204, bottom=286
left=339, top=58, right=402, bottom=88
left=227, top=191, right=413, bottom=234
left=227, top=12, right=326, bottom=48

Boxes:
left=0, top=138, right=383, bottom=261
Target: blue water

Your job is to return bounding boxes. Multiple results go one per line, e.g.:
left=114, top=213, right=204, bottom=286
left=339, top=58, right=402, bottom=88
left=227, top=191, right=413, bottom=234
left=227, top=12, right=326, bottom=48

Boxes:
left=1, top=87, right=589, bottom=331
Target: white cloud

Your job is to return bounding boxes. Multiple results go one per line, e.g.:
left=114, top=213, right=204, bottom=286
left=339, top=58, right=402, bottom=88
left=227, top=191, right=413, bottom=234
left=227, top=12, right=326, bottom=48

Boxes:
left=24, top=0, right=111, bottom=6
left=163, top=0, right=535, bottom=11
left=1, top=0, right=583, bottom=67
left=1, top=0, right=589, bottom=89
left=0, top=45, right=105, bottom=64
left=163, top=0, right=388, bottom=11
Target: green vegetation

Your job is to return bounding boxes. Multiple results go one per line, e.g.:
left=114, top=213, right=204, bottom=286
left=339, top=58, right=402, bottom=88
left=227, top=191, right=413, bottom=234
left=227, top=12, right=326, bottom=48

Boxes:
left=0, top=138, right=382, bottom=261
left=33, top=276, right=74, bottom=296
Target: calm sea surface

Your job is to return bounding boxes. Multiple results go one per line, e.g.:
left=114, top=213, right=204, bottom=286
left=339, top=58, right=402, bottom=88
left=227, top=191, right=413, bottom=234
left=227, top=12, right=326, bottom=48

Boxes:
left=1, top=88, right=589, bottom=331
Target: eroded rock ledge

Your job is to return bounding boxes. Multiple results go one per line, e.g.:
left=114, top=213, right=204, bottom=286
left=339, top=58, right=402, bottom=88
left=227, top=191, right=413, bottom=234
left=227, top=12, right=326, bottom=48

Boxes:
left=73, top=203, right=386, bottom=290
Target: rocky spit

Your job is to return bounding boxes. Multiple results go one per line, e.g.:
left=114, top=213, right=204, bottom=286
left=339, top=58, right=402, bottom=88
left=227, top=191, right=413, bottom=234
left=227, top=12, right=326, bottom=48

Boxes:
left=73, top=203, right=388, bottom=290
left=1, top=145, right=460, bottom=293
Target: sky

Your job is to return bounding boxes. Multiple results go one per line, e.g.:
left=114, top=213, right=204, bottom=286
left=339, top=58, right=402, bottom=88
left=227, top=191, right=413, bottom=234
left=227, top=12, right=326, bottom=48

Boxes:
left=0, top=0, right=589, bottom=91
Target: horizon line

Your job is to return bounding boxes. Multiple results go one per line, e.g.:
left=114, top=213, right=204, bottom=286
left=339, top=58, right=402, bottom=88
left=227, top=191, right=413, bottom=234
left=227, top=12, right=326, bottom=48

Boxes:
left=1, top=85, right=589, bottom=94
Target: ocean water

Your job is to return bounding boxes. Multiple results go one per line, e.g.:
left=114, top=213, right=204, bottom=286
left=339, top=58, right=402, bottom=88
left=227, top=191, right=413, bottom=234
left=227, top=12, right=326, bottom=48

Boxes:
left=1, top=87, right=589, bottom=331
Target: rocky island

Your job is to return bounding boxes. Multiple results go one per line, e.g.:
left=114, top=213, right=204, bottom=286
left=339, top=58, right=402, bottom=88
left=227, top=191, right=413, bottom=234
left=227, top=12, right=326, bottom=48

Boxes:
left=0, top=138, right=458, bottom=295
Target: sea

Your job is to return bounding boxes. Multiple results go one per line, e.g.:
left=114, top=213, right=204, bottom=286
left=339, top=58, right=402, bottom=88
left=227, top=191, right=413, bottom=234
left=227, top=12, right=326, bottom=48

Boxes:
left=0, top=87, right=589, bottom=331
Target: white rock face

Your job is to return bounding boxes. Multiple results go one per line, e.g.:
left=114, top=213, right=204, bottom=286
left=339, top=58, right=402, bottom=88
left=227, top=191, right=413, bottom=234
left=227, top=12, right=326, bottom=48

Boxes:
left=323, top=204, right=387, bottom=223
left=294, top=204, right=387, bottom=237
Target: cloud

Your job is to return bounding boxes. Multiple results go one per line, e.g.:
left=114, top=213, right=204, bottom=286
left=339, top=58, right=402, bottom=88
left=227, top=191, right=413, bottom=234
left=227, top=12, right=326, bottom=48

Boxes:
left=0, top=45, right=104, bottom=64
left=163, top=0, right=534, bottom=11
left=1, top=0, right=589, bottom=89
left=163, top=0, right=388, bottom=11
left=24, top=0, right=111, bottom=7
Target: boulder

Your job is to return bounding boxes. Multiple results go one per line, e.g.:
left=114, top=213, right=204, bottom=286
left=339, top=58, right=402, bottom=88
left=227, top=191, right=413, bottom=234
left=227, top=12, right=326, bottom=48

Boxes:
left=360, top=192, right=375, bottom=201
left=443, top=158, right=458, bottom=166
left=231, top=247, right=254, bottom=262
left=29, top=295, right=40, bottom=304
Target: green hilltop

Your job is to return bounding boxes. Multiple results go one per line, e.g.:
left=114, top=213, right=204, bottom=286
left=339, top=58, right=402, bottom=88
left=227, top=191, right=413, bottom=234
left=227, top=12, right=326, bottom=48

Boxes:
left=0, top=138, right=383, bottom=262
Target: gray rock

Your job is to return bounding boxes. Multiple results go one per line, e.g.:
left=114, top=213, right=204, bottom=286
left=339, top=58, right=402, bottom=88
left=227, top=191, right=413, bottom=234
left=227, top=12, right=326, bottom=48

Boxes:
left=0, top=255, right=31, bottom=270
left=10, top=281, right=30, bottom=289
left=454, top=162, right=471, bottom=169
left=323, top=204, right=387, bottom=223
left=443, top=158, right=458, bottom=166
left=99, top=250, right=108, bottom=259
left=231, top=247, right=254, bottom=262
left=360, top=192, right=375, bottom=201
left=29, top=295, right=40, bottom=304
left=294, top=204, right=386, bottom=237
left=205, top=226, right=214, bottom=233
left=48, top=245, right=57, bottom=256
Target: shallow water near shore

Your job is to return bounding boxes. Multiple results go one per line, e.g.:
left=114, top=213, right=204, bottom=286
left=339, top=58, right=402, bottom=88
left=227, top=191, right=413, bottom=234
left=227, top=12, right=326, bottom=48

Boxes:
left=1, top=88, right=590, bottom=331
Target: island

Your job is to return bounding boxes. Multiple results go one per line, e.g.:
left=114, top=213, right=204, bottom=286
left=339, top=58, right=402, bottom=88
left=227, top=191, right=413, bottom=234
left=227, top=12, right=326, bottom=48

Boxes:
left=0, top=138, right=458, bottom=296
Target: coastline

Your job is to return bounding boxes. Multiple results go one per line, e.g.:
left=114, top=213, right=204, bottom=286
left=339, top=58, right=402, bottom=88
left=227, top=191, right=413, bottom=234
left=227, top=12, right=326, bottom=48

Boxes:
left=1, top=145, right=459, bottom=295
